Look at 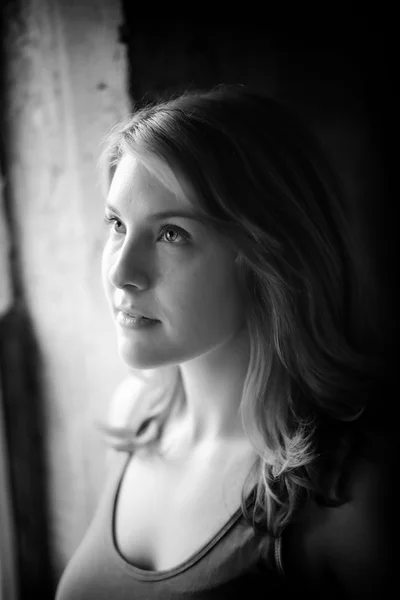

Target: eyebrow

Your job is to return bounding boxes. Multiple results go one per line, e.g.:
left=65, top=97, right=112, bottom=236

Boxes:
left=105, top=205, right=206, bottom=223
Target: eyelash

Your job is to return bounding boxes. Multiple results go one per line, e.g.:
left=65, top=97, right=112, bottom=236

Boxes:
left=103, top=216, right=191, bottom=244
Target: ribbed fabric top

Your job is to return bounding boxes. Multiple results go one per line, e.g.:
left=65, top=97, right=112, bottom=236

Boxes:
left=55, top=451, right=287, bottom=599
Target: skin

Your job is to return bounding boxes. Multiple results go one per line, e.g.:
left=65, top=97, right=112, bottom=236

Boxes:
left=102, top=152, right=252, bottom=445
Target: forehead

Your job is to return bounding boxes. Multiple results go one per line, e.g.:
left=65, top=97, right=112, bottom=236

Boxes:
left=108, top=153, right=197, bottom=212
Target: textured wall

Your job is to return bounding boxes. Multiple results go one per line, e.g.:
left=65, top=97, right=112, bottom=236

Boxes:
left=2, top=0, right=130, bottom=586
left=0, top=174, right=13, bottom=317
left=0, top=172, right=18, bottom=600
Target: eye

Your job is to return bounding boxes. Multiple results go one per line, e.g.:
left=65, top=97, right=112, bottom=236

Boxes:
left=104, top=215, right=125, bottom=234
left=158, top=224, right=191, bottom=245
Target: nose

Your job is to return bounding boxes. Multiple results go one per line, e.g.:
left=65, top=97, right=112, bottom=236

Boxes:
left=106, top=241, right=151, bottom=291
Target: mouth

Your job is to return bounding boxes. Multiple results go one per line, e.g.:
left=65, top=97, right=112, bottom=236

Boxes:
left=116, top=305, right=157, bottom=319
left=122, top=313, right=154, bottom=322
left=115, top=309, right=160, bottom=329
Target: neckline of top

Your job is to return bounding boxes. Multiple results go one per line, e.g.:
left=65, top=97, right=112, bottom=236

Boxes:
left=109, top=450, right=256, bottom=581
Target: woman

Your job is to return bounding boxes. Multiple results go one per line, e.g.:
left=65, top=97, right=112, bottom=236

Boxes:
left=56, top=85, right=392, bottom=599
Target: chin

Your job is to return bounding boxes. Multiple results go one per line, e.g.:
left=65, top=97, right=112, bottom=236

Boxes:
left=116, top=325, right=241, bottom=370
left=116, top=339, right=205, bottom=371
left=117, top=342, right=177, bottom=371
left=118, top=349, right=162, bottom=371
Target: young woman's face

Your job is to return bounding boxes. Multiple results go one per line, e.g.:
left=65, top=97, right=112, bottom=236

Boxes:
left=102, top=153, right=246, bottom=369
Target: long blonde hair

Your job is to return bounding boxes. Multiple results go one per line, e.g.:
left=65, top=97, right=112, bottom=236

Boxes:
left=98, top=84, right=385, bottom=539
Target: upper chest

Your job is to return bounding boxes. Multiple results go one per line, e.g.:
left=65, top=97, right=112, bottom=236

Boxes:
left=114, top=444, right=257, bottom=571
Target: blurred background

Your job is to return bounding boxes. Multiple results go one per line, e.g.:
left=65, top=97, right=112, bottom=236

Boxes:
left=0, top=1, right=395, bottom=598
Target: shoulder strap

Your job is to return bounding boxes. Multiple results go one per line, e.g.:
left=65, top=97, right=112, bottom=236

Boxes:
left=274, top=535, right=285, bottom=576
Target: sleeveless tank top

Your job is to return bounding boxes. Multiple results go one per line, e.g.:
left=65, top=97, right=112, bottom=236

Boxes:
left=55, top=451, right=287, bottom=599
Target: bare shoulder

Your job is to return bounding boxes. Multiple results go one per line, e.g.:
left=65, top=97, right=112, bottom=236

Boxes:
left=107, top=372, right=163, bottom=428
left=283, top=451, right=395, bottom=598
left=105, top=373, right=161, bottom=466
left=107, top=374, right=144, bottom=428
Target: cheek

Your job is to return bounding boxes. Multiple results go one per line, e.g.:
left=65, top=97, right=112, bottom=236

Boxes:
left=209, top=273, right=243, bottom=325
left=171, top=260, right=244, bottom=331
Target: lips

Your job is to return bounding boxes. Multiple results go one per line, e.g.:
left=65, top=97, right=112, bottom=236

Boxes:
left=115, top=309, right=160, bottom=330
left=120, top=313, right=153, bottom=323
left=116, top=306, right=157, bottom=320
left=121, top=310, right=149, bottom=320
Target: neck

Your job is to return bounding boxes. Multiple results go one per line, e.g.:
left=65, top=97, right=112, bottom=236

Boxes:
left=172, top=324, right=251, bottom=446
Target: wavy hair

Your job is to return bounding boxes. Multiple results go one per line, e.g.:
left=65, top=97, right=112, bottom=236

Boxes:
left=97, top=84, right=385, bottom=541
